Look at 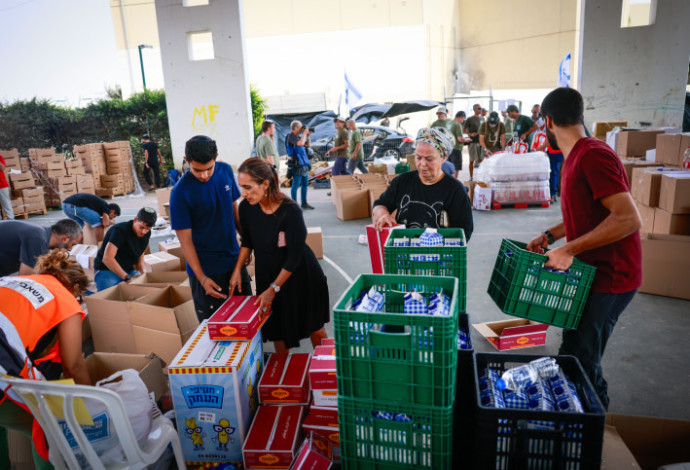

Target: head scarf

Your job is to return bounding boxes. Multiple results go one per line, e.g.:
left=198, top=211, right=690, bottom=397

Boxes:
left=415, top=127, right=454, bottom=159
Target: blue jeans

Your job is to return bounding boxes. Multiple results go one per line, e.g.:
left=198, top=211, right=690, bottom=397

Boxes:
left=559, top=289, right=636, bottom=409
left=332, top=157, right=351, bottom=176
left=347, top=159, right=369, bottom=174
left=291, top=174, right=308, bottom=205
left=548, top=151, right=564, bottom=197
left=95, top=269, right=139, bottom=291
left=62, top=202, right=102, bottom=227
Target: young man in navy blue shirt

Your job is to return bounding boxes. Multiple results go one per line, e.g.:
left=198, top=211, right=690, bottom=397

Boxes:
left=170, top=135, right=252, bottom=321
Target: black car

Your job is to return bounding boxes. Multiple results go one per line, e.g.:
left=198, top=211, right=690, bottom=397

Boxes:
left=311, top=125, right=414, bottom=162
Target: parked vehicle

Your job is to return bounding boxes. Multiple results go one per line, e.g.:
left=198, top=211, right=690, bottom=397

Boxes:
left=311, top=122, right=414, bottom=162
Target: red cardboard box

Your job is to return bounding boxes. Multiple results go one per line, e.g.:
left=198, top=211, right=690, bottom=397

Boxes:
left=302, top=410, right=340, bottom=457
left=291, top=432, right=332, bottom=470
left=309, top=346, right=336, bottom=390
left=321, top=338, right=335, bottom=347
left=207, top=296, right=268, bottom=341
left=366, top=224, right=404, bottom=274
left=472, top=319, right=548, bottom=350
left=258, top=353, right=311, bottom=404
left=242, top=405, right=305, bottom=469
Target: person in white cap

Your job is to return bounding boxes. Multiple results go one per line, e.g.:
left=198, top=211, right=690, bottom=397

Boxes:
left=431, top=106, right=452, bottom=131
left=328, top=115, right=351, bottom=176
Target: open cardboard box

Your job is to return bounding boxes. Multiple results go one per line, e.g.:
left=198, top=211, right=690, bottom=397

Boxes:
left=130, top=271, right=189, bottom=287
left=85, top=284, right=160, bottom=354
left=129, top=285, right=199, bottom=364
left=602, top=413, right=690, bottom=469
left=85, top=352, right=168, bottom=401
left=473, top=319, right=549, bottom=350
left=143, top=251, right=181, bottom=272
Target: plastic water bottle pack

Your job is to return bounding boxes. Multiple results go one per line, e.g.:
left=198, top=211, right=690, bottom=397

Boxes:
left=480, top=357, right=585, bottom=414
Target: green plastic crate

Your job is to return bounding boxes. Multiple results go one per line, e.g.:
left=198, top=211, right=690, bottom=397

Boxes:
left=487, top=239, right=596, bottom=330
left=338, top=397, right=454, bottom=470
left=334, top=274, right=459, bottom=407
left=383, top=228, right=467, bottom=312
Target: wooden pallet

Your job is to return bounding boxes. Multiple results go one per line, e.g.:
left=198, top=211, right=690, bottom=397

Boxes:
left=14, top=208, right=48, bottom=219
left=95, top=188, right=126, bottom=199
left=492, top=201, right=551, bottom=210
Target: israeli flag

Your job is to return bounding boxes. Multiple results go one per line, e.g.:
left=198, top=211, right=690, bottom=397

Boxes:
left=344, top=71, right=362, bottom=110
left=558, top=53, right=571, bottom=88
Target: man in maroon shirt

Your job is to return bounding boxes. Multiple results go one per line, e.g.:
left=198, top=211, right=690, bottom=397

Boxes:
left=526, top=87, right=642, bottom=409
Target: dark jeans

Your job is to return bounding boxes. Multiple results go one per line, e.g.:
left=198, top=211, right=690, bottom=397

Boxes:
left=559, top=289, right=636, bottom=409
left=332, top=157, right=351, bottom=176
left=144, top=162, right=161, bottom=188
left=189, top=266, right=253, bottom=322
left=548, top=151, right=564, bottom=196
left=291, top=174, right=309, bottom=205
left=347, top=159, right=368, bottom=174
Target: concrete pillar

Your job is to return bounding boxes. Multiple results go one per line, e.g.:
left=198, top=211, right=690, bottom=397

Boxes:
left=154, top=0, right=253, bottom=169
left=577, top=0, right=690, bottom=129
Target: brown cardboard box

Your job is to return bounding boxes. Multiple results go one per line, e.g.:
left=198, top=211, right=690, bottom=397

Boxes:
left=306, top=226, right=323, bottom=259
left=330, top=175, right=361, bottom=204
left=100, top=174, right=124, bottom=188
left=635, top=201, right=655, bottom=233
left=367, top=164, right=388, bottom=175
left=639, top=233, right=690, bottom=299
left=9, top=171, right=34, bottom=190
left=465, top=180, right=490, bottom=205
left=9, top=197, right=24, bottom=216
left=406, top=153, right=417, bottom=171
left=155, top=187, right=172, bottom=218
left=158, top=239, right=187, bottom=270
left=85, top=284, right=159, bottom=354
left=653, top=207, right=690, bottom=235
left=335, top=187, right=371, bottom=221
left=658, top=172, right=690, bottom=214
left=593, top=121, right=628, bottom=141
left=604, top=413, right=690, bottom=470
left=129, top=286, right=199, bottom=364
left=620, top=159, right=658, bottom=184
left=617, top=129, right=664, bottom=158
left=655, top=132, right=690, bottom=166
left=28, top=147, right=56, bottom=158
left=367, top=184, right=388, bottom=208
left=0, top=147, right=20, bottom=159
left=631, top=167, right=664, bottom=207
left=143, top=251, right=181, bottom=272
left=85, top=352, right=168, bottom=400
left=69, top=244, right=99, bottom=279
left=12, top=187, right=42, bottom=199
left=131, top=271, right=189, bottom=287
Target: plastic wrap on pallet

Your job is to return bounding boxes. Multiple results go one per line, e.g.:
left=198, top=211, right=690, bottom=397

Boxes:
left=491, top=180, right=550, bottom=204
left=475, top=151, right=550, bottom=183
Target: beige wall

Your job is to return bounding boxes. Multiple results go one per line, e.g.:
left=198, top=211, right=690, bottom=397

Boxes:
left=110, top=0, right=160, bottom=50
left=458, top=0, right=578, bottom=91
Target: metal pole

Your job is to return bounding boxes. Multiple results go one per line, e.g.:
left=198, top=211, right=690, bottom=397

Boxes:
left=138, top=45, right=147, bottom=90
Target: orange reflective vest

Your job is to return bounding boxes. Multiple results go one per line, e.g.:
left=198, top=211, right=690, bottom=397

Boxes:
left=0, top=274, right=84, bottom=461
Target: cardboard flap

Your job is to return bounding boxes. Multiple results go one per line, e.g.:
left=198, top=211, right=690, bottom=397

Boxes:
left=262, top=353, right=288, bottom=386
left=283, top=354, right=310, bottom=386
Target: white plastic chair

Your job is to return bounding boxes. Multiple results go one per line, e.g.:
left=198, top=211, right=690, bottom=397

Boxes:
left=4, top=376, right=185, bottom=470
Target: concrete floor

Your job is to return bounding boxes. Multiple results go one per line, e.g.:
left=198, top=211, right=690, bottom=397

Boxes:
left=27, top=162, right=690, bottom=421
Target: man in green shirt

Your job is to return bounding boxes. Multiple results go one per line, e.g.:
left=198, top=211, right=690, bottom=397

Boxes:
left=327, top=115, right=351, bottom=176
left=479, top=112, right=506, bottom=156
left=255, top=120, right=280, bottom=174
left=507, top=104, right=538, bottom=147
left=346, top=119, right=368, bottom=174
left=447, top=111, right=467, bottom=176
left=430, top=106, right=452, bottom=131
left=464, top=103, right=483, bottom=180
left=502, top=110, right=516, bottom=137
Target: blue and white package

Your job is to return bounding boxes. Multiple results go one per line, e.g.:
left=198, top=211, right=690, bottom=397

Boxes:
left=419, top=228, right=444, bottom=247
left=373, top=411, right=394, bottom=420
left=404, top=292, right=428, bottom=315
left=355, top=287, right=385, bottom=313
left=444, top=238, right=464, bottom=247
left=393, top=237, right=410, bottom=247
left=428, top=291, right=451, bottom=317
left=394, top=413, right=412, bottom=422
left=525, top=380, right=555, bottom=411
left=457, top=328, right=470, bottom=350
left=479, top=368, right=505, bottom=408
left=502, top=387, right=531, bottom=410
left=409, top=254, right=440, bottom=262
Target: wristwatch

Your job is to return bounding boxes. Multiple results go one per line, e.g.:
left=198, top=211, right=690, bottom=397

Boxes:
left=123, top=274, right=133, bottom=282
left=544, top=230, right=556, bottom=245
left=270, top=282, right=281, bottom=293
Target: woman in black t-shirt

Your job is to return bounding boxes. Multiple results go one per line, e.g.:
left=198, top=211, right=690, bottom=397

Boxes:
left=230, top=158, right=329, bottom=352
left=372, top=127, right=474, bottom=240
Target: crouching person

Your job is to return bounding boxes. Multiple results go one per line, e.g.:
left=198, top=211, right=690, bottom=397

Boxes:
left=93, top=207, right=157, bottom=291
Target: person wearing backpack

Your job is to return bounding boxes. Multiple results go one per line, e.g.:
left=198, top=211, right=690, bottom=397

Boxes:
left=285, top=120, right=314, bottom=210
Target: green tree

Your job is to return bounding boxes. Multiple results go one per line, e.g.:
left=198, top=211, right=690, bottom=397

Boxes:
left=250, top=85, right=266, bottom=139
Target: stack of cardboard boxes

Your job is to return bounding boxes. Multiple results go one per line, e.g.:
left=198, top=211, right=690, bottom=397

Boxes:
left=1, top=148, right=47, bottom=217
left=619, top=129, right=690, bottom=300
left=330, top=173, right=395, bottom=221
left=74, top=141, right=137, bottom=197
left=27, top=147, right=75, bottom=208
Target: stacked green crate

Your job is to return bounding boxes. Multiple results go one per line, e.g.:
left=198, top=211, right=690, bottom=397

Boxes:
left=383, top=228, right=467, bottom=312
left=334, top=274, right=459, bottom=469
